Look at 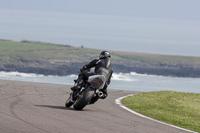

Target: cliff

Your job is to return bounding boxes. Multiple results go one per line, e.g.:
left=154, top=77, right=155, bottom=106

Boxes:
left=1, top=59, right=200, bottom=77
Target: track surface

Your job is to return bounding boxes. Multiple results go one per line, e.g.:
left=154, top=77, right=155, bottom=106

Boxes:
left=0, top=80, right=189, bottom=133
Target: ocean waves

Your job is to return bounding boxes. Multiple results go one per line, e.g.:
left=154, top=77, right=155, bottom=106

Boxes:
left=0, top=71, right=142, bottom=82
left=0, top=71, right=45, bottom=77
left=1, top=71, right=200, bottom=93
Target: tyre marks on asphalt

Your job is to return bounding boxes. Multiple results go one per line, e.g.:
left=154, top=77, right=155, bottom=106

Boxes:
left=0, top=80, right=53, bottom=133
left=0, top=80, right=193, bottom=133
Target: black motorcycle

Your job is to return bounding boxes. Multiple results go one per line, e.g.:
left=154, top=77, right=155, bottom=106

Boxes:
left=65, top=74, right=106, bottom=110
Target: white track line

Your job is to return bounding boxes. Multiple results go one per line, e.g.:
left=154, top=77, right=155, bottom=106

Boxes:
left=115, top=94, right=197, bottom=133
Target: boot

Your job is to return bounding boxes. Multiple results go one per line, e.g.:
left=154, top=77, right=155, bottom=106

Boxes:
left=71, top=77, right=84, bottom=91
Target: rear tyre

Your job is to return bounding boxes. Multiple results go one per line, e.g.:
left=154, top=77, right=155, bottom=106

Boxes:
left=65, top=96, right=74, bottom=107
left=73, top=87, right=94, bottom=110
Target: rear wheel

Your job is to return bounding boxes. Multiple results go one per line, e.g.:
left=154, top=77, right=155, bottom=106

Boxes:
left=73, top=87, right=94, bottom=110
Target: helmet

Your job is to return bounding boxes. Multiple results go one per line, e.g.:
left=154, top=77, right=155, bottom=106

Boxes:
left=99, top=51, right=111, bottom=59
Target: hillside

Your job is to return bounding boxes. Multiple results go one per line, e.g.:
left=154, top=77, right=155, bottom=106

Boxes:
left=1, top=39, right=200, bottom=77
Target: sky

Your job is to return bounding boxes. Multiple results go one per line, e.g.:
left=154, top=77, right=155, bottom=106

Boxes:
left=0, top=0, right=200, bottom=56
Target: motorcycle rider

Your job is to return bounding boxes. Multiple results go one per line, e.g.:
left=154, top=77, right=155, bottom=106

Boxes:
left=71, top=51, right=113, bottom=101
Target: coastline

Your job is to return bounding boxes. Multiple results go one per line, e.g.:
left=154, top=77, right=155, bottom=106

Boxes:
left=1, top=39, right=200, bottom=78
left=1, top=59, right=200, bottom=78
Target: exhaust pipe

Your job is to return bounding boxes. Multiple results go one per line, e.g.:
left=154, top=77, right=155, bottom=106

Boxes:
left=98, top=91, right=104, bottom=98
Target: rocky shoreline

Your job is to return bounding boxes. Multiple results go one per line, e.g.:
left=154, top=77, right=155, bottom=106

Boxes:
left=1, top=60, right=200, bottom=78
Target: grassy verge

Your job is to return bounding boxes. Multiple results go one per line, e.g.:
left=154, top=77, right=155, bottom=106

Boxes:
left=122, top=91, right=200, bottom=132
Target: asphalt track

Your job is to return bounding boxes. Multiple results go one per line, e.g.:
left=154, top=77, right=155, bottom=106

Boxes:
left=0, top=79, right=191, bottom=133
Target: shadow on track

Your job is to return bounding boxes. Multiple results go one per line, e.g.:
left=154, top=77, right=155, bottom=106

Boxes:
left=35, top=105, right=74, bottom=111
left=35, top=105, right=95, bottom=112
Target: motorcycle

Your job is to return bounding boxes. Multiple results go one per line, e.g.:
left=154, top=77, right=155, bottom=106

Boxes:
left=65, top=73, right=106, bottom=110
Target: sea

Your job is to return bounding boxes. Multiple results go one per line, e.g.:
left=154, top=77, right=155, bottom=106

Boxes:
left=0, top=71, right=199, bottom=94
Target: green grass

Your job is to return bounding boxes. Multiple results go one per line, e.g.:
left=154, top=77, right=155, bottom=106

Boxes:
left=122, top=91, right=200, bottom=132
left=1, top=39, right=200, bottom=64
left=112, top=51, right=200, bottom=64
left=0, top=40, right=101, bottom=63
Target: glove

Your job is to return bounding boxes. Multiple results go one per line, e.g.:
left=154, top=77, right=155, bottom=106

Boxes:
left=80, top=65, right=87, bottom=72
left=107, top=81, right=110, bottom=85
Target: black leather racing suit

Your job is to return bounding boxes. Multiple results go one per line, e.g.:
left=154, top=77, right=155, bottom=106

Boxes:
left=80, top=57, right=113, bottom=100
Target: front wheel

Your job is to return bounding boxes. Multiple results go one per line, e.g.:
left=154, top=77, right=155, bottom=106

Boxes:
left=73, top=87, right=94, bottom=110
left=65, top=95, right=74, bottom=107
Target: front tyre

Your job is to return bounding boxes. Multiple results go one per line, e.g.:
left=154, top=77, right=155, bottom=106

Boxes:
left=73, top=87, right=94, bottom=110
left=65, top=96, right=74, bottom=107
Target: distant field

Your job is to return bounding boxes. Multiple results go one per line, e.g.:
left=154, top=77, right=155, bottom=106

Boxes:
left=0, top=40, right=100, bottom=63
left=1, top=39, right=200, bottom=64
left=112, top=51, right=200, bottom=64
